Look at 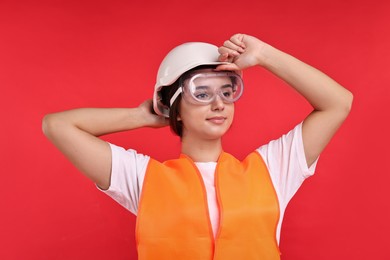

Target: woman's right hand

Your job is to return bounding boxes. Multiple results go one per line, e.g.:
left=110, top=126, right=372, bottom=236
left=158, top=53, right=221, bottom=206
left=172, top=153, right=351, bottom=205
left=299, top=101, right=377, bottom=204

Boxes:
left=138, top=99, right=170, bottom=128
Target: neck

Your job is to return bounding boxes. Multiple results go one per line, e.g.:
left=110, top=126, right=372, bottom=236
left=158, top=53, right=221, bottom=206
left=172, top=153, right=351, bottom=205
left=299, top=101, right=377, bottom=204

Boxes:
left=181, top=135, right=223, bottom=162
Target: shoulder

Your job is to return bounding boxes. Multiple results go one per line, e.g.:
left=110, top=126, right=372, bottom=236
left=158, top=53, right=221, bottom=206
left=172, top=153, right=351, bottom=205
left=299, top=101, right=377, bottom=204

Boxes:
left=109, top=143, right=151, bottom=163
left=257, top=123, right=303, bottom=164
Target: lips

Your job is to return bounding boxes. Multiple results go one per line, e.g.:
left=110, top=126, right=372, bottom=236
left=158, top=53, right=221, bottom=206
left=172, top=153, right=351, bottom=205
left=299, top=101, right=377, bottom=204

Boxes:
left=206, top=116, right=227, bottom=124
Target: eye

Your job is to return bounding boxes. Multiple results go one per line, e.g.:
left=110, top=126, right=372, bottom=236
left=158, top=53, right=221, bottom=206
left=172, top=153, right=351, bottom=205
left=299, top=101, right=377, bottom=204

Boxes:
left=222, top=89, right=233, bottom=97
left=193, top=86, right=212, bottom=100
left=221, top=86, right=235, bottom=99
left=195, top=92, right=210, bottom=100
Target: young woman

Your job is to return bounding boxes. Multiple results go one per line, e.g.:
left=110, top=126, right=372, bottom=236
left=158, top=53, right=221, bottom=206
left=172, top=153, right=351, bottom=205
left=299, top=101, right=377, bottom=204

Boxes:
left=42, top=33, right=353, bottom=259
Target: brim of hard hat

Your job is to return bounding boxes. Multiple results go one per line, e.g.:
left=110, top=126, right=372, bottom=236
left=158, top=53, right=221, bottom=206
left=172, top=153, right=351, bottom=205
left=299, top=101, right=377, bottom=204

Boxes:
left=153, top=61, right=241, bottom=117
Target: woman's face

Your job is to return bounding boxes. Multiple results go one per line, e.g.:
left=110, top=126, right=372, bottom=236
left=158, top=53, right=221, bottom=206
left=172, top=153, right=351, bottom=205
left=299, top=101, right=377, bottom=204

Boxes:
left=178, top=73, right=235, bottom=141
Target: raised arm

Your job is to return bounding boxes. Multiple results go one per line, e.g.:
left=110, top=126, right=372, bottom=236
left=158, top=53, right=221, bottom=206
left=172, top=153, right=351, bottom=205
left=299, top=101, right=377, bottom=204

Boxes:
left=217, top=34, right=353, bottom=167
left=42, top=100, right=168, bottom=190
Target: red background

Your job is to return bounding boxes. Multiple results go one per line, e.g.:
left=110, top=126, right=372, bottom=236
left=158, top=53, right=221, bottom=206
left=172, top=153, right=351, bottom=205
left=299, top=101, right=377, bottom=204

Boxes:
left=1, top=0, right=389, bottom=259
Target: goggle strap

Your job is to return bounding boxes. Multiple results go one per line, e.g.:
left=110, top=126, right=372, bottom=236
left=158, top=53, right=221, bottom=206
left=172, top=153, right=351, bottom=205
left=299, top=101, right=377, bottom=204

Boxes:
left=170, top=87, right=183, bottom=106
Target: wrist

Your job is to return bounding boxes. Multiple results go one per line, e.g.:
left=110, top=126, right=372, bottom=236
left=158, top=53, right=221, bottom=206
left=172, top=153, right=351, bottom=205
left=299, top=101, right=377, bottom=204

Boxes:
left=133, top=107, right=152, bottom=127
left=255, top=43, right=277, bottom=68
left=134, top=106, right=165, bottom=128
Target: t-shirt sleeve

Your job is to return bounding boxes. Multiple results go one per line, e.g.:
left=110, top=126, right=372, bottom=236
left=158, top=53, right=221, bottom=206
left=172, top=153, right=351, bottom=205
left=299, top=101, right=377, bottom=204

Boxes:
left=257, top=122, right=318, bottom=207
left=97, top=143, right=150, bottom=215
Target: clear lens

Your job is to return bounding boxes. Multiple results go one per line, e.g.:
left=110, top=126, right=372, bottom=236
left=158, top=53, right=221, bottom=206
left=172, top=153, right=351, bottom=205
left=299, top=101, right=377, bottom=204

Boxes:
left=182, top=71, right=243, bottom=105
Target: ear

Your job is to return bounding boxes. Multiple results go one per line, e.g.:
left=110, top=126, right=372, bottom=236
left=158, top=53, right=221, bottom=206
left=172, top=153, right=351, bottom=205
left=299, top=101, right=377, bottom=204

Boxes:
left=177, top=113, right=182, bottom=121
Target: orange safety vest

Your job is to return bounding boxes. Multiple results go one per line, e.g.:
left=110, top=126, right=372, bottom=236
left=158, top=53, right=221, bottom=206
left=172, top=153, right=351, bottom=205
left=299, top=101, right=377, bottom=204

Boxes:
left=136, top=151, right=281, bottom=260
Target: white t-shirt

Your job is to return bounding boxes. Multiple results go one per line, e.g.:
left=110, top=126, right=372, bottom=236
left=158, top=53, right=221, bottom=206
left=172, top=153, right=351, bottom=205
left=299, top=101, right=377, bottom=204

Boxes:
left=99, top=123, right=318, bottom=244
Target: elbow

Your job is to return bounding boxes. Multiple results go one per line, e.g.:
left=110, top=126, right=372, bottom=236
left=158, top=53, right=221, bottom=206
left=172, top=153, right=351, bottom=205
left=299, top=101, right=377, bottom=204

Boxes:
left=336, top=90, right=353, bottom=120
left=42, top=114, right=53, bottom=138
left=325, top=90, right=354, bottom=121
left=42, top=113, right=61, bottom=139
left=344, top=90, right=354, bottom=115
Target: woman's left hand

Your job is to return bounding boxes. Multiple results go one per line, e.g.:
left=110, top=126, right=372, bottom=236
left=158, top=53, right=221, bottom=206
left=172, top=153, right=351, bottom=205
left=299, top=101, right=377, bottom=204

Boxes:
left=216, top=33, right=269, bottom=71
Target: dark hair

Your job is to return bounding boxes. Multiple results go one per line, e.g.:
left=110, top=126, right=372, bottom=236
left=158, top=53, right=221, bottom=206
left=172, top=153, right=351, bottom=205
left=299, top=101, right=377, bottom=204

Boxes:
left=159, top=65, right=217, bottom=138
left=159, top=80, right=183, bottom=137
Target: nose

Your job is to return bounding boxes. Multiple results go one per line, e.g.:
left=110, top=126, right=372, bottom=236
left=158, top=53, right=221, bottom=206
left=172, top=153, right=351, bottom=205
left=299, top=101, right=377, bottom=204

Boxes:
left=211, top=95, right=225, bottom=111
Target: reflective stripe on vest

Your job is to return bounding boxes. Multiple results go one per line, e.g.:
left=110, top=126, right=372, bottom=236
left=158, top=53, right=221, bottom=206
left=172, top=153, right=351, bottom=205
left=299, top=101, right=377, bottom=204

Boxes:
left=136, top=151, right=280, bottom=260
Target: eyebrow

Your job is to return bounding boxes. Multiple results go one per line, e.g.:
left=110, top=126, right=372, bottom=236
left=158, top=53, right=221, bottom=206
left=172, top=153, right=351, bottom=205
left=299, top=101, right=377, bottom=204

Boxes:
left=195, top=84, right=233, bottom=90
left=221, top=84, right=234, bottom=89
left=195, top=86, right=209, bottom=90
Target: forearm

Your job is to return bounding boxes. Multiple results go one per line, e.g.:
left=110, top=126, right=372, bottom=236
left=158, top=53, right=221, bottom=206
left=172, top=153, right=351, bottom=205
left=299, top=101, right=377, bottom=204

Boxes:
left=43, top=107, right=147, bottom=138
left=259, top=44, right=353, bottom=113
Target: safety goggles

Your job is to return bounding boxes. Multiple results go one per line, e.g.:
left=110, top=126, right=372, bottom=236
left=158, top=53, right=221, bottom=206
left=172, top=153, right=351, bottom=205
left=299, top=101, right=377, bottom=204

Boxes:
left=170, top=71, right=244, bottom=106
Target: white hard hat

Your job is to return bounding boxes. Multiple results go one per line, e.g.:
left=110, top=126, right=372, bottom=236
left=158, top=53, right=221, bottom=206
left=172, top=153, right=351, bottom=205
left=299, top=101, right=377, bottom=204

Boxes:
left=153, top=42, right=228, bottom=117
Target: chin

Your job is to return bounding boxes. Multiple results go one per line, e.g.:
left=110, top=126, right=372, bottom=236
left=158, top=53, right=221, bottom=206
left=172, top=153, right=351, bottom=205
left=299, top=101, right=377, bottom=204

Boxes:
left=203, top=128, right=230, bottom=140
